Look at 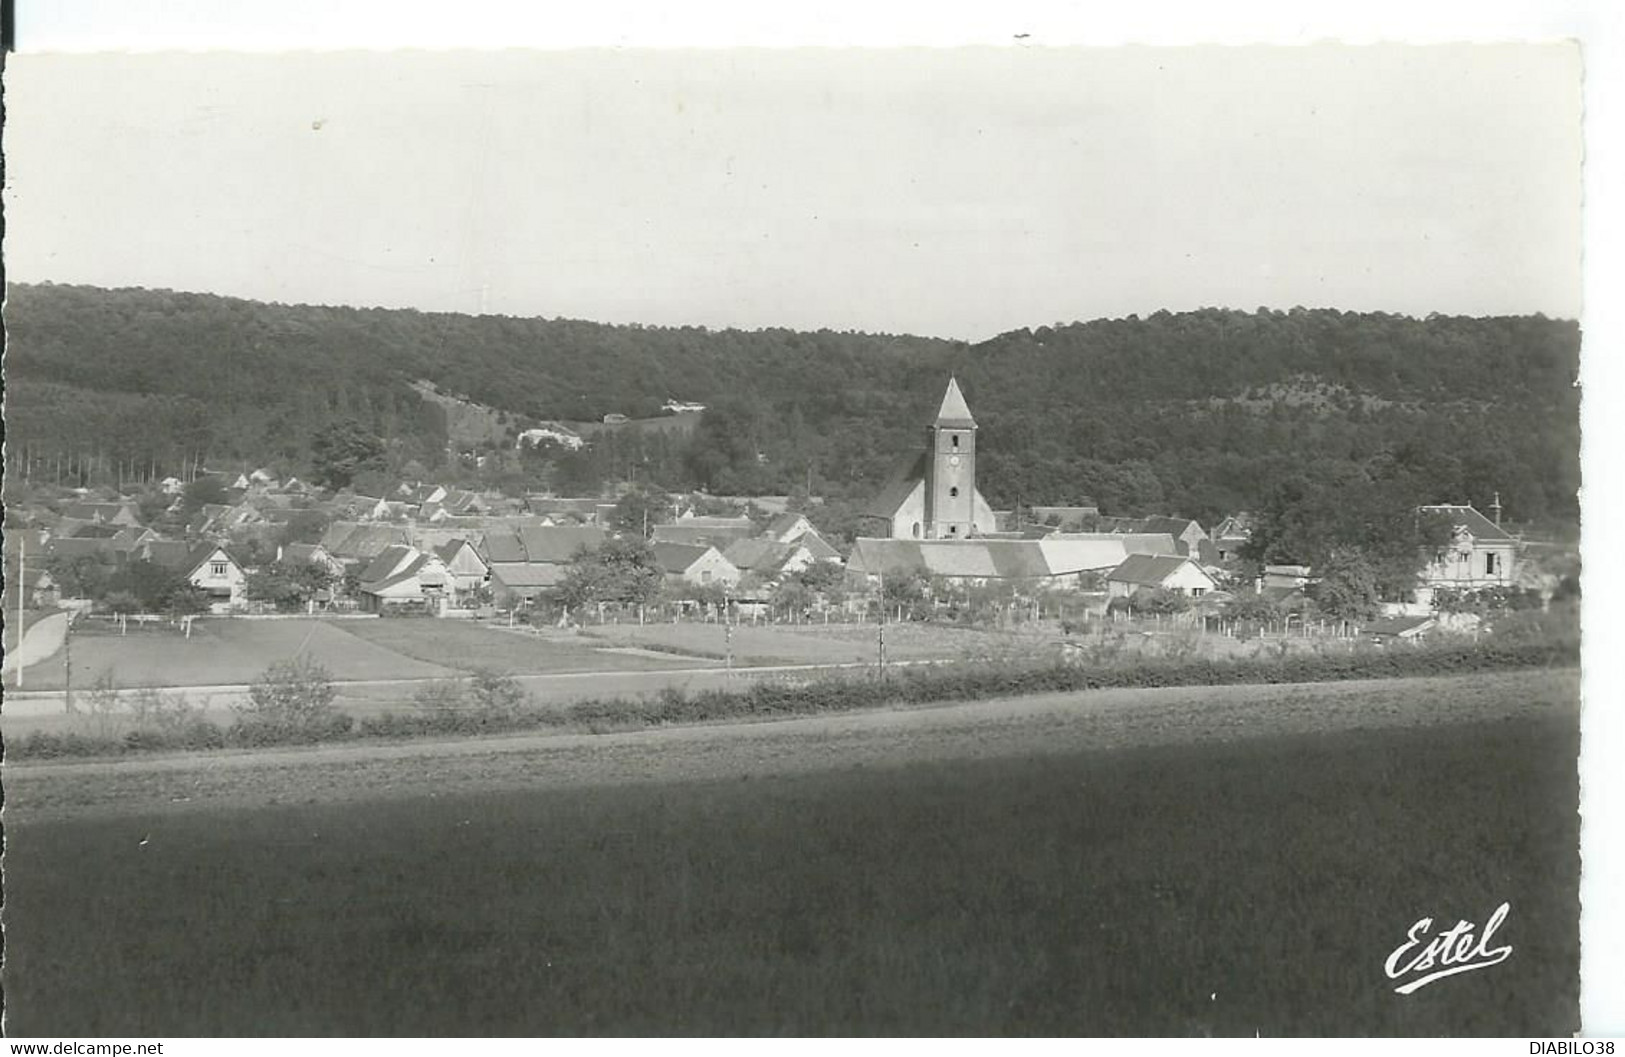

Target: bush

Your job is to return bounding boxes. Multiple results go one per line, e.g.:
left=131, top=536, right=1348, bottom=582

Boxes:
left=232, top=657, right=342, bottom=742
left=412, top=677, right=468, bottom=714
left=470, top=668, right=528, bottom=718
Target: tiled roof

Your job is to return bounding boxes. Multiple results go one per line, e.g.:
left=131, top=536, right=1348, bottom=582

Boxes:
left=1107, top=553, right=1196, bottom=587
left=517, top=526, right=605, bottom=564
left=1418, top=504, right=1516, bottom=542
left=489, top=562, right=566, bottom=588
left=651, top=541, right=714, bottom=574
left=722, top=537, right=794, bottom=575
left=863, top=450, right=927, bottom=521
left=792, top=530, right=842, bottom=563
left=1037, top=538, right=1131, bottom=573
left=359, top=545, right=418, bottom=584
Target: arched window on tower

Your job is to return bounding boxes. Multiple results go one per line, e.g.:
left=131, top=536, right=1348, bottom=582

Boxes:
left=951, top=435, right=960, bottom=449
left=911, top=522, right=920, bottom=538
left=949, top=487, right=959, bottom=498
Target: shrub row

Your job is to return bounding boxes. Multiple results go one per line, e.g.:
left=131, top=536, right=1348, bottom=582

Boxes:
left=7, top=639, right=1577, bottom=761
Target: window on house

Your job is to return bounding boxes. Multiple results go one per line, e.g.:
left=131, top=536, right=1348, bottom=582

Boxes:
left=912, top=522, right=920, bottom=538
left=701, top=570, right=712, bottom=583
left=951, top=435, right=959, bottom=449
left=1485, top=553, right=1498, bottom=575
left=1191, top=587, right=1206, bottom=597
left=1458, top=551, right=1471, bottom=564
left=949, top=525, right=958, bottom=536
left=210, top=561, right=227, bottom=577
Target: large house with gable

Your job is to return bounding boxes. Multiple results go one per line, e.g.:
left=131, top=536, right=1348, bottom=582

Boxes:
left=1416, top=502, right=1520, bottom=600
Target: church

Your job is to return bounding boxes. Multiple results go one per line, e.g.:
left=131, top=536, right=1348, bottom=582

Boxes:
left=864, top=377, right=999, bottom=539
left=850, top=377, right=1183, bottom=589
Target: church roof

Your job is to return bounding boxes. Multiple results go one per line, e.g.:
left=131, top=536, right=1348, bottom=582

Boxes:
left=863, top=450, right=927, bottom=521
left=934, top=377, right=977, bottom=429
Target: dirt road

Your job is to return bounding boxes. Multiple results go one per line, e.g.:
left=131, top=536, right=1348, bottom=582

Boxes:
left=4, top=668, right=1579, bottom=822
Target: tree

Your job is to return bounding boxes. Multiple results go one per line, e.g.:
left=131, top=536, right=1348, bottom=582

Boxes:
left=105, top=559, right=208, bottom=615
left=1308, top=547, right=1382, bottom=623
left=182, top=474, right=230, bottom=512
left=556, top=537, right=665, bottom=608
left=310, top=420, right=386, bottom=490
left=1130, top=587, right=1190, bottom=616
left=245, top=559, right=336, bottom=611
left=611, top=485, right=669, bottom=538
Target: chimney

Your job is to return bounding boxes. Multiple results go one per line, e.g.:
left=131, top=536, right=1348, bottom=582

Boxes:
left=1490, top=491, right=1503, bottom=527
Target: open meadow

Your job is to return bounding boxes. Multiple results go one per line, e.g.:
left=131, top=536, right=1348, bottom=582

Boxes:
left=579, top=619, right=1061, bottom=665
left=7, top=616, right=720, bottom=693
left=1, top=668, right=1580, bottom=1036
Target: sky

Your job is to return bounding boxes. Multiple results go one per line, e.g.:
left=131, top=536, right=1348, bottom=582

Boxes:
left=3, top=43, right=1583, bottom=340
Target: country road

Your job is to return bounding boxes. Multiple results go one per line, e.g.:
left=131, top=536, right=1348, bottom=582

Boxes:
left=0, top=611, right=70, bottom=680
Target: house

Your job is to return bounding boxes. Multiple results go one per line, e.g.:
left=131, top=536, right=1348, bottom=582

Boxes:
left=652, top=542, right=741, bottom=589
left=515, top=423, right=586, bottom=451
left=146, top=541, right=249, bottom=610
left=1211, top=514, right=1253, bottom=564
left=434, top=538, right=490, bottom=596
left=277, top=542, right=348, bottom=579
left=1362, top=615, right=1438, bottom=644
left=59, top=501, right=143, bottom=528
left=356, top=545, right=450, bottom=611
left=1094, top=515, right=1210, bottom=558
left=722, top=538, right=815, bottom=586
left=651, top=516, right=758, bottom=549
left=320, top=521, right=414, bottom=565
left=489, top=562, right=566, bottom=608
left=1105, top=554, right=1219, bottom=600
left=1020, top=504, right=1101, bottom=531
left=5, top=568, right=61, bottom=608
left=863, top=377, right=999, bottom=540
left=846, top=538, right=1101, bottom=590
left=1417, top=503, right=1520, bottom=600
left=482, top=526, right=607, bottom=606
left=1262, top=564, right=1314, bottom=590
left=762, top=512, right=815, bottom=544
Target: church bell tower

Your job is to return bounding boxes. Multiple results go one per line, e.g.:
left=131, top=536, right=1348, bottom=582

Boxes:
left=923, top=377, right=977, bottom=539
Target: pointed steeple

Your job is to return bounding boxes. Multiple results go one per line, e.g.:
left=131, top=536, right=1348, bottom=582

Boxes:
left=933, top=377, right=977, bottom=429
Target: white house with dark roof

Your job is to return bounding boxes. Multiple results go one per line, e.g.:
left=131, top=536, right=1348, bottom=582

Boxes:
left=145, top=541, right=249, bottom=611
left=1416, top=503, right=1520, bottom=598
left=1105, top=554, right=1218, bottom=599
left=356, top=545, right=449, bottom=611
left=652, top=542, right=741, bottom=589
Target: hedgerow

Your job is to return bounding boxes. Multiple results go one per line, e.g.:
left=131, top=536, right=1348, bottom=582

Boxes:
left=6, top=639, right=1576, bottom=760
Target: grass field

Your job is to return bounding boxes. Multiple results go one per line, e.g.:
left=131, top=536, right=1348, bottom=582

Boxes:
left=336, top=619, right=709, bottom=675
left=11, top=618, right=459, bottom=690
left=10, top=617, right=717, bottom=692
left=2, top=703, right=1578, bottom=1035
left=581, top=620, right=1054, bottom=666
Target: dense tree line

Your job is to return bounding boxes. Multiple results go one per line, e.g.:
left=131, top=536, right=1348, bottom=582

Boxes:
left=4, top=284, right=1579, bottom=530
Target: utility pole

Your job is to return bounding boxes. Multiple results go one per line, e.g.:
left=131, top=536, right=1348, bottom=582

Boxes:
left=16, top=535, right=25, bottom=689
left=63, top=613, right=74, bottom=714
left=877, top=569, right=887, bottom=674
left=723, top=585, right=733, bottom=680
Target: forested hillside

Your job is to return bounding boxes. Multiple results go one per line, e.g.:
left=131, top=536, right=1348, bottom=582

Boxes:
left=2, top=284, right=1580, bottom=528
